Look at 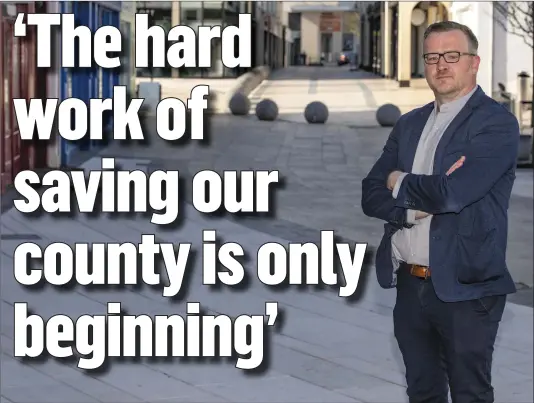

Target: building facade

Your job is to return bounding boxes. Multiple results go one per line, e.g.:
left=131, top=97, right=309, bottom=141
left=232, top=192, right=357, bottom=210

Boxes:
left=1, top=2, right=47, bottom=194
left=135, top=1, right=287, bottom=79
left=57, top=1, right=123, bottom=166
left=359, top=1, right=451, bottom=87
left=357, top=0, right=533, bottom=111
left=450, top=1, right=533, bottom=122
left=285, top=1, right=360, bottom=65
left=120, top=2, right=137, bottom=97
left=254, top=1, right=287, bottom=71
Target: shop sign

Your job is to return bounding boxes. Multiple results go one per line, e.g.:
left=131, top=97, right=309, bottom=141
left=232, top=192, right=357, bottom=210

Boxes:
left=320, top=12, right=341, bottom=32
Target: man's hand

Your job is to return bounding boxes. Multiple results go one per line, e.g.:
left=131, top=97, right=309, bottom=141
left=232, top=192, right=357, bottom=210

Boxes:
left=387, top=171, right=403, bottom=191
left=446, top=156, right=465, bottom=176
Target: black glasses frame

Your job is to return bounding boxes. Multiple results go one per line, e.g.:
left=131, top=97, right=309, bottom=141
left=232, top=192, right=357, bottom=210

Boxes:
left=423, top=51, right=476, bottom=65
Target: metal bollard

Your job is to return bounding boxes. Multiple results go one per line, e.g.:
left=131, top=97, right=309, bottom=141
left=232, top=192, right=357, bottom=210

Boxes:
left=517, top=72, right=533, bottom=129
left=518, top=72, right=532, bottom=103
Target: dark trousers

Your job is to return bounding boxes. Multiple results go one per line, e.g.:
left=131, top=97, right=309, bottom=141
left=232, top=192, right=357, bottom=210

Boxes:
left=393, top=266, right=506, bottom=403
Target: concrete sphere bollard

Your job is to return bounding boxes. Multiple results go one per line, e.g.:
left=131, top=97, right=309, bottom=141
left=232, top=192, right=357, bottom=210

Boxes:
left=304, top=101, right=329, bottom=124
left=229, top=92, right=250, bottom=116
left=255, top=98, right=279, bottom=121
left=376, top=103, right=401, bottom=127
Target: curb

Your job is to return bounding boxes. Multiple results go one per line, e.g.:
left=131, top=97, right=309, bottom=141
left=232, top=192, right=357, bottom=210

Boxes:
left=223, top=66, right=271, bottom=111
left=136, top=66, right=271, bottom=115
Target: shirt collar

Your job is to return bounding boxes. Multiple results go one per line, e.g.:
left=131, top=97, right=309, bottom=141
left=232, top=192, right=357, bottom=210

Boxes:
left=435, top=85, right=478, bottom=114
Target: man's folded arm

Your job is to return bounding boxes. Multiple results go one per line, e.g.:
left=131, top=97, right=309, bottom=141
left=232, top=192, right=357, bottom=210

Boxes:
left=394, top=114, right=519, bottom=214
left=361, top=121, right=412, bottom=229
left=392, top=174, right=426, bottom=223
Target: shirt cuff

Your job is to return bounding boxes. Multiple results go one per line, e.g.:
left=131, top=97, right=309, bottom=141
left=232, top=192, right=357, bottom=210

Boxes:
left=406, top=209, right=417, bottom=224
left=392, top=172, right=408, bottom=199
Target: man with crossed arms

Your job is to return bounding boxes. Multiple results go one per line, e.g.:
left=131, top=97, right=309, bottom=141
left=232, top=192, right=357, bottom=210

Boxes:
left=362, top=21, right=519, bottom=403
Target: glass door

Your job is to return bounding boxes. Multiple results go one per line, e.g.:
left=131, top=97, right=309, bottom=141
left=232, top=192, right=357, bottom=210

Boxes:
left=321, top=32, right=332, bottom=63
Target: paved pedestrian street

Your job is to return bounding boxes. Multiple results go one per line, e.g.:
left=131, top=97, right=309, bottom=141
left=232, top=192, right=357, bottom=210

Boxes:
left=1, top=67, right=532, bottom=402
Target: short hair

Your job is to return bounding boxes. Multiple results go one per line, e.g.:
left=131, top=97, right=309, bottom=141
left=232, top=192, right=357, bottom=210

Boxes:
left=423, top=21, right=479, bottom=54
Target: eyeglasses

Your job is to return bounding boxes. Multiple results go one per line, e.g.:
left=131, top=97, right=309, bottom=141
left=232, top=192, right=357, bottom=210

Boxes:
left=423, top=51, right=476, bottom=65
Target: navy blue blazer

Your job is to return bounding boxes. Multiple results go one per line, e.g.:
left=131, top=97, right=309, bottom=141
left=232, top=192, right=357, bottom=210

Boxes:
left=362, top=86, right=519, bottom=302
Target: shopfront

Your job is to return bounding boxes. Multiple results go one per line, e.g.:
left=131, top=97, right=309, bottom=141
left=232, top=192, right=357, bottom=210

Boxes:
left=136, top=1, right=247, bottom=79
left=179, top=1, right=244, bottom=78
left=288, top=3, right=360, bottom=65
left=0, top=2, right=45, bottom=193
left=59, top=1, right=121, bottom=166
left=360, top=2, right=381, bottom=74
left=136, top=1, right=173, bottom=78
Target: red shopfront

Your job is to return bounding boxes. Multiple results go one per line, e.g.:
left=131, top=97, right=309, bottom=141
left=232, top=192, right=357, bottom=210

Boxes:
left=0, top=3, right=46, bottom=194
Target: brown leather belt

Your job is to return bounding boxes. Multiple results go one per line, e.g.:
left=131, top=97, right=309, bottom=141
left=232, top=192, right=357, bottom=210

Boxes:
left=407, top=264, right=431, bottom=279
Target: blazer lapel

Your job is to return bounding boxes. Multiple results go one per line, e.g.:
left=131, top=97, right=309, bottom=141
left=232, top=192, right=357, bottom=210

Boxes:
left=405, top=103, right=433, bottom=173
left=432, top=87, right=484, bottom=174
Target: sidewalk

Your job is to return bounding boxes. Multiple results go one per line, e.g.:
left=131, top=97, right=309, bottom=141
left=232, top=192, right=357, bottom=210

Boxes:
left=248, top=66, right=435, bottom=127
left=1, top=115, right=532, bottom=402
left=136, top=76, right=242, bottom=114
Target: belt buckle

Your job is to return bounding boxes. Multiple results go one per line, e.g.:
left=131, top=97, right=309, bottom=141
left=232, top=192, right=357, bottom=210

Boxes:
left=411, top=264, right=430, bottom=279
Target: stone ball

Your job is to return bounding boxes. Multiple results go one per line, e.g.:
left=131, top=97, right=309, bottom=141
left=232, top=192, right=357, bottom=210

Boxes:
left=255, top=98, right=279, bottom=121
left=229, top=92, right=250, bottom=116
left=376, top=103, right=401, bottom=127
left=304, top=101, right=329, bottom=124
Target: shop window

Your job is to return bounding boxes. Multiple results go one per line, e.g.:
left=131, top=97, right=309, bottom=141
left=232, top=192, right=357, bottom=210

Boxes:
left=288, top=13, right=301, bottom=31
left=135, top=6, right=173, bottom=78
left=183, top=9, right=197, bottom=22
left=203, top=7, right=222, bottom=21
left=342, top=33, right=354, bottom=51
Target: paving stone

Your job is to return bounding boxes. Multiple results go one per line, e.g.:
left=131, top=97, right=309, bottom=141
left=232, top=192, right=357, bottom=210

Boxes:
left=81, top=362, right=217, bottom=401
left=1, top=356, right=62, bottom=389
left=150, top=392, right=228, bottom=402
left=494, top=387, right=534, bottom=403
left=200, top=375, right=360, bottom=403
left=267, top=343, right=393, bottom=391
left=337, top=382, right=409, bottom=403
left=2, top=383, right=99, bottom=403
